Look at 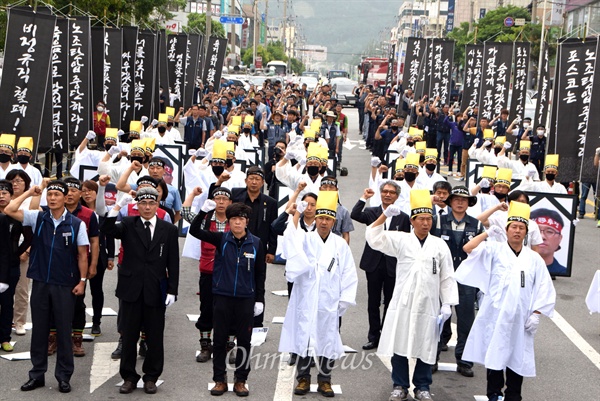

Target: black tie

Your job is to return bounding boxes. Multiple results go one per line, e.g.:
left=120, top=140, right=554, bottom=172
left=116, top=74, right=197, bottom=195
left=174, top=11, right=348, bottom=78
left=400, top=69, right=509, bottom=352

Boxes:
left=439, top=208, right=444, bottom=216
left=144, top=221, right=152, bottom=244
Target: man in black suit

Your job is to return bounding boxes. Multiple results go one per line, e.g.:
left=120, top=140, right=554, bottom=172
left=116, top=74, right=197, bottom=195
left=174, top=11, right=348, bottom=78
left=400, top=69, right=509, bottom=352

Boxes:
left=209, top=166, right=277, bottom=327
left=351, top=180, right=411, bottom=350
left=100, top=187, right=179, bottom=395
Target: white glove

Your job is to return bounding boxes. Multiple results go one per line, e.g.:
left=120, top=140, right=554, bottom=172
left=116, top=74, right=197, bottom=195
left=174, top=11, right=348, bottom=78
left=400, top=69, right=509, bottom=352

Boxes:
left=398, top=131, right=406, bottom=138
left=284, top=150, right=296, bottom=161
left=371, top=156, right=381, bottom=167
left=572, top=218, right=579, bottom=227
left=213, top=131, right=223, bottom=139
left=298, top=157, right=307, bottom=167
left=188, top=149, right=196, bottom=156
left=108, top=145, right=121, bottom=156
left=117, top=195, right=133, bottom=209
left=486, top=225, right=507, bottom=242
left=117, top=129, right=125, bottom=137
left=596, top=147, right=600, bottom=156
left=0, top=283, right=8, bottom=293
left=440, top=304, right=452, bottom=323
left=141, top=116, right=149, bottom=124
left=195, top=148, right=208, bottom=158
left=201, top=199, right=217, bottom=213
left=151, top=119, right=158, bottom=126
left=479, top=178, right=490, bottom=189
left=86, top=131, right=96, bottom=140
left=254, top=302, right=264, bottom=317
left=483, top=140, right=492, bottom=148
left=526, top=167, right=537, bottom=178
left=338, top=301, right=350, bottom=317
left=297, top=200, right=308, bottom=214
left=473, top=138, right=480, bottom=146
left=205, top=152, right=213, bottom=162
left=503, top=142, right=512, bottom=150
left=400, top=148, right=409, bottom=158
left=524, top=313, right=540, bottom=335
left=165, top=294, right=176, bottom=307
left=383, top=204, right=402, bottom=218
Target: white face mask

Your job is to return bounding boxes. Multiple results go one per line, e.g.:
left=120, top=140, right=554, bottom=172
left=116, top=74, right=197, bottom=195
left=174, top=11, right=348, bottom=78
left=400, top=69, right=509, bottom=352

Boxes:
left=97, top=106, right=104, bottom=112
left=523, top=123, right=529, bottom=128
left=537, top=130, right=545, bottom=136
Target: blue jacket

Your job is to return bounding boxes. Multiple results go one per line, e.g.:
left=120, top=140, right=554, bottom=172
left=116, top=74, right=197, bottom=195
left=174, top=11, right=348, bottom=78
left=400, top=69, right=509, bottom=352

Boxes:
left=28, top=211, right=82, bottom=287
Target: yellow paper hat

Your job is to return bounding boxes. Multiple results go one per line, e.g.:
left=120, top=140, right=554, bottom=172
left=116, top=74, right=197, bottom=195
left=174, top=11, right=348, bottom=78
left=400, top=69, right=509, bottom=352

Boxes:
left=507, top=201, right=530, bottom=227
left=303, top=128, right=316, bottom=140
left=166, top=107, right=175, bottom=118
left=130, top=139, right=145, bottom=153
left=519, top=140, right=531, bottom=151
left=212, top=140, right=227, bottom=162
left=404, top=153, right=420, bottom=170
left=395, top=158, right=406, bottom=172
left=231, top=116, right=242, bottom=126
left=129, top=121, right=143, bottom=133
left=410, top=189, right=433, bottom=219
left=225, top=141, right=235, bottom=156
left=494, top=136, right=506, bottom=146
left=244, top=115, right=254, bottom=125
left=544, top=154, right=559, bottom=170
left=0, top=134, right=16, bottom=151
left=16, top=137, right=34, bottom=152
left=315, top=190, right=338, bottom=219
left=483, top=129, right=494, bottom=141
left=228, top=125, right=240, bottom=135
left=310, top=119, right=322, bottom=132
left=482, top=165, right=497, bottom=180
left=408, top=127, right=424, bottom=139
left=158, top=113, right=169, bottom=123
left=145, top=137, right=156, bottom=153
left=306, top=142, right=321, bottom=161
left=319, top=146, right=329, bottom=162
left=105, top=128, right=119, bottom=142
left=425, top=148, right=438, bottom=160
left=415, top=141, right=426, bottom=154
left=496, top=168, right=512, bottom=187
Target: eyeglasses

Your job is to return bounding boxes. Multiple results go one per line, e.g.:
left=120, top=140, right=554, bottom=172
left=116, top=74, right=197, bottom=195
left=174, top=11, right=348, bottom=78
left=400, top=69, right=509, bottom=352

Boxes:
left=138, top=201, right=157, bottom=207
left=539, top=228, right=561, bottom=237
left=12, top=179, right=25, bottom=184
left=381, top=190, right=398, bottom=195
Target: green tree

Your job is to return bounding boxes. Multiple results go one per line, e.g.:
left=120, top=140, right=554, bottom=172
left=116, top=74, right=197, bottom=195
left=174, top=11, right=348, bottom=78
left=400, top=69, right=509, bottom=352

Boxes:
left=241, top=45, right=271, bottom=66
left=266, top=41, right=288, bottom=61
left=290, top=58, right=305, bottom=74
left=183, top=12, right=226, bottom=38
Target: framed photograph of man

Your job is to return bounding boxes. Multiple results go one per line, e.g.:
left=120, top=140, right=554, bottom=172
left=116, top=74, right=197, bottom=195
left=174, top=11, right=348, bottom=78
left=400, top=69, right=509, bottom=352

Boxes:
left=526, top=192, right=577, bottom=277
left=468, top=160, right=522, bottom=190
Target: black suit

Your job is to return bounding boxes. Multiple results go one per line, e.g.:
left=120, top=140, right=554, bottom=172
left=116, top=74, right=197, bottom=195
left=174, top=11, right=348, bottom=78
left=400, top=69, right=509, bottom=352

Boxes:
left=351, top=199, right=411, bottom=343
left=101, top=216, right=179, bottom=385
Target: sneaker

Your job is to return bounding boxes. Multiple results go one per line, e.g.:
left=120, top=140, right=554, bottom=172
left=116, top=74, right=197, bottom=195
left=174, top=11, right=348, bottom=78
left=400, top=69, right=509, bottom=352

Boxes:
left=414, top=389, right=434, bottom=400
left=91, top=324, right=101, bottom=336
left=111, top=337, right=123, bottom=360
left=389, top=386, right=408, bottom=401
left=317, top=381, right=335, bottom=397
left=578, top=213, right=585, bottom=219
left=294, top=378, right=310, bottom=395
left=1, top=342, right=14, bottom=352
left=138, top=340, right=147, bottom=357
left=15, top=323, right=26, bottom=336
left=457, top=364, right=474, bottom=377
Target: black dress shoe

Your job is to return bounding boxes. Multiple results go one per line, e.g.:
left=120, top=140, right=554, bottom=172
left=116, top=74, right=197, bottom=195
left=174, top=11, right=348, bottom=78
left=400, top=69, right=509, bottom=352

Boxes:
left=457, top=364, right=474, bottom=377
left=288, top=353, right=297, bottom=366
left=144, top=381, right=157, bottom=394
left=120, top=380, right=137, bottom=394
left=58, top=380, right=71, bottom=393
left=362, top=341, right=378, bottom=350
left=21, top=378, right=45, bottom=391
left=440, top=344, right=449, bottom=352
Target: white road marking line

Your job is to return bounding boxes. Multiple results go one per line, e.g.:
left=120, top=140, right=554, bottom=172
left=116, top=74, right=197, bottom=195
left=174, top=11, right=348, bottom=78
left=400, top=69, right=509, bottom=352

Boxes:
left=273, top=353, right=295, bottom=401
left=551, top=310, right=600, bottom=370
left=474, top=396, right=488, bottom=401
left=90, top=342, right=120, bottom=393
left=85, top=307, right=117, bottom=316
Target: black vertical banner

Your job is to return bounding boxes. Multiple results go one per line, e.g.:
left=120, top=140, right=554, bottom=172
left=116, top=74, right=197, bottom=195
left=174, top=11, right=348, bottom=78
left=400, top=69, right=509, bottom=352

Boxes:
left=402, top=37, right=426, bottom=92
left=428, top=39, right=454, bottom=105
left=508, top=42, right=531, bottom=124
left=90, top=26, right=104, bottom=114
left=202, top=37, right=228, bottom=89
left=120, top=26, right=138, bottom=131
left=385, top=43, right=395, bottom=88
left=0, top=9, right=56, bottom=152
left=184, top=33, right=201, bottom=108
left=196, top=35, right=206, bottom=103
left=534, top=42, right=550, bottom=130
left=478, top=42, right=513, bottom=121
left=104, top=28, right=123, bottom=122
left=68, top=16, right=91, bottom=146
left=134, top=30, right=157, bottom=120
left=167, top=33, right=188, bottom=111
left=550, top=39, right=597, bottom=182
left=415, top=39, right=433, bottom=98
left=461, top=44, right=484, bottom=111
left=156, top=30, right=169, bottom=115
left=548, top=43, right=561, bottom=154
left=582, top=40, right=600, bottom=183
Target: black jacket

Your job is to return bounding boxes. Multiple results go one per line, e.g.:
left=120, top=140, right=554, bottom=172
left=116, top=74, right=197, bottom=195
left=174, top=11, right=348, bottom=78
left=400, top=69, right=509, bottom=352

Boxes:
left=351, top=200, right=411, bottom=276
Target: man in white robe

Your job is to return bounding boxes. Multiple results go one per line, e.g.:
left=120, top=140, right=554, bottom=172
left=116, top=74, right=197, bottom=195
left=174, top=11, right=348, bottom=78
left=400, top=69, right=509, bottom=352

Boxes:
left=366, top=189, right=458, bottom=401
left=455, top=202, right=556, bottom=401
left=279, top=191, right=357, bottom=398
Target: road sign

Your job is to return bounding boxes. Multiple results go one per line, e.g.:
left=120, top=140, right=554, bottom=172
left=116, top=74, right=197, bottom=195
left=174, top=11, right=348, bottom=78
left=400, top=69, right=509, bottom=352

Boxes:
left=255, top=57, right=263, bottom=69
left=504, top=17, right=515, bottom=27
left=219, top=16, right=244, bottom=24
left=515, top=18, right=526, bottom=26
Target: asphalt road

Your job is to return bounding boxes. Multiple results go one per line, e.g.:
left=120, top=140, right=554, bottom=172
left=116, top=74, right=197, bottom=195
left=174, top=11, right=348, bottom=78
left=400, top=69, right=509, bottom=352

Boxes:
left=1, top=108, right=599, bottom=401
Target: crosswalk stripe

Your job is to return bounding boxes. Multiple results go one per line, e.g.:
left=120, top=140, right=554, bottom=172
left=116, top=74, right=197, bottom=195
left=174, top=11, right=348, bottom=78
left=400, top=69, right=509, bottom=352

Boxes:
left=272, top=353, right=295, bottom=401
left=551, top=310, right=600, bottom=370
left=89, top=342, right=120, bottom=393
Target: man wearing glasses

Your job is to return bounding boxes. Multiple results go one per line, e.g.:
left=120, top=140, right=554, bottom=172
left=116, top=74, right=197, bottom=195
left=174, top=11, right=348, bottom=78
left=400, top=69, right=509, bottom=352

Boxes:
left=530, top=208, right=567, bottom=275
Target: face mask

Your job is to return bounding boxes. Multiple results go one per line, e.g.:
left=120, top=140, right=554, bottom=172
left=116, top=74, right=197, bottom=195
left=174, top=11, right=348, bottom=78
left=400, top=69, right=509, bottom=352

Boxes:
left=212, top=165, right=225, bottom=176
left=545, top=173, right=556, bottom=181
left=307, top=166, right=320, bottom=176
left=320, top=166, right=327, bottom=174
left=425, top=163, right=436, bottom=172
left=225, top=159, right=234, bottom=167
left=130, top=156, right=144, bottom=164
left=143, top=155, right=151, bottom=164
left=391, top=126, right=399, bottom=132
left=104, top=144, right=113, bottom=152
left=537, top=130, right=545, bottom=136
left=494, top=192, right=506, bottom=200
left=494, top=147, right=502, bottom=155
left=406, top=141, right=414, bottom=147
left=523, top=123, right=530, bottom=128
left=243, top=127, right=251, bottom=133
left=97, top=106, right=104, bottom=112
left=17, top=155, right=31, bottom=164
left=158, top=126, right=166, bottom=134
left=0, top=154, right=12, bottom=163
left=519, top=154, right=529, bottom=162
left=481, top=187, right=491, bottom=194
left=395, top=176, right=404, bottom=181
left=404, top=172, right=416, bottom=182
left=419, top=155, right=425, bottom=164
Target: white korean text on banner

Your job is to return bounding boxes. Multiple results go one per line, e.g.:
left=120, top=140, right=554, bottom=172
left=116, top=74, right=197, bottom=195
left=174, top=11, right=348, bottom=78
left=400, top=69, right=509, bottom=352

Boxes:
left=581, top=39, right=600, bottom=184
left=478, top=42, right=513, bottom=121
left=120, top=26, right=138, bottom=131
left=461, top=44, right=484, bottom=111
left=134, top=30, right=157, bottom=119
left=156, top=30, right=170, bottom=114
left=184, top=33, right=201, bottom=108
left=68, top=16, right=92, bottom=146
left=534, top=42, right=550, bottom=130
left=428, top=39, right=454, bottom=105
left=167, top=33, right=188, bottom=111
left=402, top=37, right=426, bottom=92
left=203, top=37, right=228, bottom=89
left=414, top=39, right=433, bottom=99
left=509, top=42, right=530, bottom=124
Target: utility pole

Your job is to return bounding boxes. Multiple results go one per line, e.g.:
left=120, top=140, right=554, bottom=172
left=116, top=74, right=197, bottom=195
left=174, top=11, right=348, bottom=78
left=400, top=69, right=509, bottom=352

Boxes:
left=252, top=0, right=257, bottom=67
left=537, top=0, right=547, bottom=91
left=436, top=0, right=441, bottom=38
left=468, top=0, right=474, bottom=33
left=206, top=0, right=212, bottom=55
left=265, top=0, right=269, bottom=44
left=283, top=0, right=288, bottom=58
left=230, top=0, right=236, bottom=64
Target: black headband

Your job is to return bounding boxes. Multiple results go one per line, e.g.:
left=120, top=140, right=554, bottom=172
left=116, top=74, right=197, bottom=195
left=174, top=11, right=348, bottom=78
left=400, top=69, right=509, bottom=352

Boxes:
left=65, top=181, right=82, bottom=190
left=148, top=159, right=165, bottom=168
left=247, top=170, right=265, bottom=179
left=47, top=183, right=67, bottom=194
left=136, top=193, right=158, bottom=202
left=212, top=189, right=232, bottom=199
left=321, top=179, right=337, bottom=188
left=137, top=179, right=158, bottom=188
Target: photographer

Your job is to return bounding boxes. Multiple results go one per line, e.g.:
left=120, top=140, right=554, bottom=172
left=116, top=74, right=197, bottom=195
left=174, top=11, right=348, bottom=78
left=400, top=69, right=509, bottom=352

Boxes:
left=265, top=141, right=288, bottom=198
